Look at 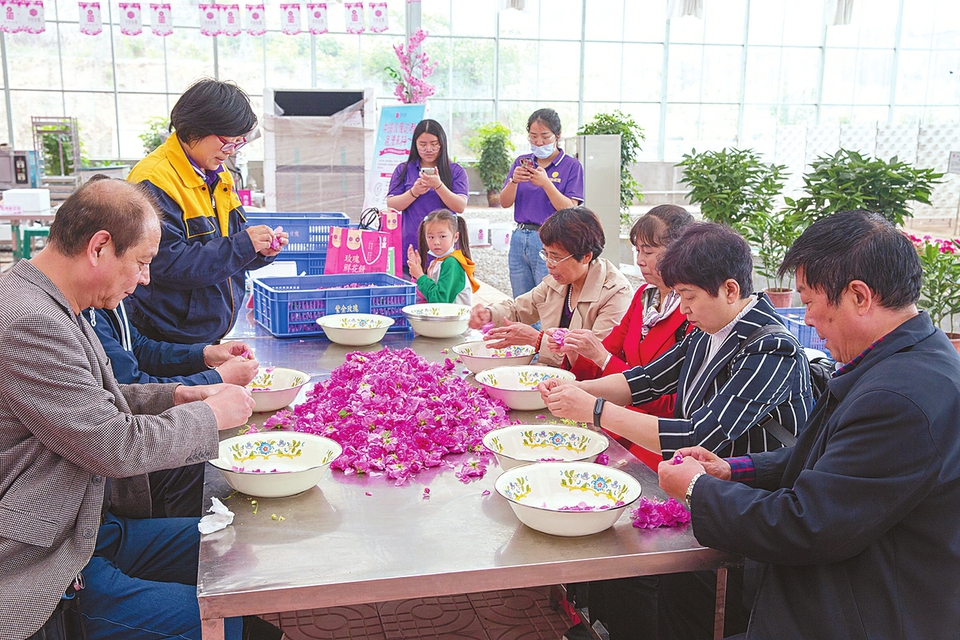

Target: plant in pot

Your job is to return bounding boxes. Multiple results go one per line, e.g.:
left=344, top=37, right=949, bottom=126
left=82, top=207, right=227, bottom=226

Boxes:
left=677, top=148, right=788, bottom=235
left=139, top=116, right=170, bottom=156
left=785, top=149, right=943, bottom=226
left=577, top=110, right=645, bottom=222
left=742, top=209, right=806, bottom=307
left=468, top=122, right=515, bottom=207
left=910, top=234, right=960, bottom=353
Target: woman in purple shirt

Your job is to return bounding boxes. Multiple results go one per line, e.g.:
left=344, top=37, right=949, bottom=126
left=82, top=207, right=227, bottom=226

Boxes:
left=500, top=108, right=585, bottom=297
left=386, top=119, right=469, bottom=258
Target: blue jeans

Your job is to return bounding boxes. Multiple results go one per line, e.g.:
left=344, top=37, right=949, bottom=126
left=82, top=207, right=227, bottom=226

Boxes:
left=78, top=514, right=245, bottom=640
left=508, top=227, right=549, bottom=298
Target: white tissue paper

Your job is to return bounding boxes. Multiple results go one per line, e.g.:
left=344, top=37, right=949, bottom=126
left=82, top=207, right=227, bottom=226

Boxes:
left=198, top=497, right=235, bottom=534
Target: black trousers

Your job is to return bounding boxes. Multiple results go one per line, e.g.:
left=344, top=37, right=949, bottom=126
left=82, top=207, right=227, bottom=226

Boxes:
left=149, top=462, right=206, bottom=518
left=588, top=569, right=749, bottom=640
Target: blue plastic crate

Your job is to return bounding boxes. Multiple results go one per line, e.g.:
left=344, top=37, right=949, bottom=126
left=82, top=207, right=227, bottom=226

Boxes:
left=252, top=273, right=416, bottom=338
left=776, top=307, right=826, bottom=351
left=246, top=212, right=351, bottom=275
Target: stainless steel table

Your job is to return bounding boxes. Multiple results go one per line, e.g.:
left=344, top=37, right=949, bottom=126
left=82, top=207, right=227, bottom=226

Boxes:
left=198, top=310, right=738, bottom=639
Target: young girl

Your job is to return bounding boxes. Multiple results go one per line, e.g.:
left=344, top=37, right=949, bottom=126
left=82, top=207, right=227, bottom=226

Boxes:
left=407, top=209, right=480, bottom=305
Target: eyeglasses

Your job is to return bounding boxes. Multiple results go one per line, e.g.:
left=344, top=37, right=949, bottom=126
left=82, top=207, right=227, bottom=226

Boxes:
left=528, top=134, right=556, bottom=145
left=217, top=135, right=248, bottom=153
left=417, top=142, right=441, bottom=152
left=539, top=250, right=573, bottom=267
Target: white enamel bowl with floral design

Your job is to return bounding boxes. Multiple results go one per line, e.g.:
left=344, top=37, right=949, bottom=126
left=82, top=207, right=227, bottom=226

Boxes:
left=401, top=303, right=472, bottom=338
left=210, top=432, right=343, bottom=498
left=495, top=461, right=642, bottom=537
left=452, top=341, right=537, bottom=374
left=316, top=313, right=394, bottom=346
left=246, top=367, right=310, bottom=413
left=475, top=365, right=576, bottom=411
left=483, top=424, right=610, bottom=470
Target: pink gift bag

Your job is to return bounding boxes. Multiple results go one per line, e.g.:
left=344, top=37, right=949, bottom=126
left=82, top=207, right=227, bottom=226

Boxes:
left=324, top=227, right=390, bottom=275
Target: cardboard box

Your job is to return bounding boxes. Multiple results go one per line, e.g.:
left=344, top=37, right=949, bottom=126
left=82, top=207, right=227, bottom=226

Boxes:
left=272, top=171, right=365, bottom=214
left=2, top=188, right=51, bottom=212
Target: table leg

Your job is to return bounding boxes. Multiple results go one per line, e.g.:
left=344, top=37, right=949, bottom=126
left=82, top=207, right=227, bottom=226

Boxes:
left=201, top=616, right=226, bottom=640
left=10, top=221, right=22, bottom=262
left=713, top=567, right=728, bottom=640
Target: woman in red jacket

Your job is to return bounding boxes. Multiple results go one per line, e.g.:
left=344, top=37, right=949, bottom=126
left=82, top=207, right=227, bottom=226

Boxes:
left=561, top=204, right=694, bottom=468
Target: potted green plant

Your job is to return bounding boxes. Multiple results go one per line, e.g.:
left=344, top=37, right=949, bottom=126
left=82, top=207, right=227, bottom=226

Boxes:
left=910, top=233, right=960, bottom=353
left=786, top=149, right=943, bottom=227
left=742, top=209, right=805, bottom=307
left=139, top=116, right=170, bottom=156
left=677, top=148, right=788, bottom=234
left=577, top=110, right=645, bottom=220
left=468, top=122, right=515, bottom=207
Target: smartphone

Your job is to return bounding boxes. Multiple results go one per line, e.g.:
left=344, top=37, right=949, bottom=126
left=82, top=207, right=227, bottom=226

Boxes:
left=518, top=157, right=535, bottom=170
left=420, top=167, right=437, bottom=176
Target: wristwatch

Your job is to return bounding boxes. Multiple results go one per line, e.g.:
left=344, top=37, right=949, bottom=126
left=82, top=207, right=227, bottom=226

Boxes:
left=685, top=472, right=705, bottom=510
left=593, top=397, right=606, bottom=429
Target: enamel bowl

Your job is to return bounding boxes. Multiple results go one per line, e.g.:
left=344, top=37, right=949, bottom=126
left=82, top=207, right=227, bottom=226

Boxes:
left=475, top=365, right=576, bottom=411
left=483, top=425, right=610, bottom=470
left=210, top=432, right=342, bottom=498
left=495, top=461, right=642, bottom=537
left=316, top=313, right=394, bottom=346
left=401, top=303, right=471, bottom=338
left=246, top=367, right=310, bottom=413
left=452, top=341, right=537, bottom=374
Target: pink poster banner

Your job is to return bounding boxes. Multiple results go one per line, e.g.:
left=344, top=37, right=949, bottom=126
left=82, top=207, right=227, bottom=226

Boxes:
left=198, top=2, right=220, bottom=35
left=344, top=1, right=363, bottom=33
left=245, top=3, right=265, bottom=35
left=23, top=0, right=44, bottom=33
left=368, top=1, right=387, bottom=33
left=149, top=2, right=171, bottom=36
left=78, top=0, right=101, bottom=35
left=220, top=3, right=240, bottom=35
left=0, top=0, right=22, bottom=33
left=280, top=2, right=300, bottom=35
left=305, top=1, right=326, bottom=34
left=118, top=2, right=141, bottom=35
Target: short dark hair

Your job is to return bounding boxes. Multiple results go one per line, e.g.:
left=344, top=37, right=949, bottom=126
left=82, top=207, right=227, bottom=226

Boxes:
left=539, top=206, right=605, bottom=262
left=170, top=78, right=257, bottom=145
left=527, top=108, right=562, bottom=137
left=630, top=204, right=695, bottom=248
left=398, top=119, right=455, bottom=190
left=779, top=209, right=921, bottom=309
left=48, top=177, right=160, bottom=258
left=659, top=222, right=754, bottom=298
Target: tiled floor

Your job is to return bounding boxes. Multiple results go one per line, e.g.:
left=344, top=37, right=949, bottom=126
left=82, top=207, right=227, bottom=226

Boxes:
left=260, top=586, right=573, bottom=639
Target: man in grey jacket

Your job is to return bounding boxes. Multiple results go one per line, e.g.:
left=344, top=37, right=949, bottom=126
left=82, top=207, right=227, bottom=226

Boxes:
left=0, top=178, right=273, bottom=639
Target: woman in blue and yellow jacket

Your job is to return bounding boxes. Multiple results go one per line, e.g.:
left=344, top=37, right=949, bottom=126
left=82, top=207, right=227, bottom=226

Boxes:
left=126, top=79, right=287, bottom=344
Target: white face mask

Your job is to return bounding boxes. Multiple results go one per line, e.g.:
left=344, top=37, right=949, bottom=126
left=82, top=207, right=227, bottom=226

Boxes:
left=530, top=142, right=556, bottom=159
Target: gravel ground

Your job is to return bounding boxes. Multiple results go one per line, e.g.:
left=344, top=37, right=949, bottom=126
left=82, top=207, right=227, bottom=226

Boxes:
left=461, top=205, right=644, bottom=297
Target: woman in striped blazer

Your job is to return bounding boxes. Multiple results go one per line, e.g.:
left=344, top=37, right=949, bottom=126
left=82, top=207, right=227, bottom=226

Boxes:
left=542, top=222, right=814, bottom=640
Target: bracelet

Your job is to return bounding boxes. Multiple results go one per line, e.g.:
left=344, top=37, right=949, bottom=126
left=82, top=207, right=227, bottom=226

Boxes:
left=409, top=189, right=419, bottom=199
left=685, top=472, right=705, bottom=510
left=593, top=397, right=606, bottom=429
left=535, top=331, right=544, bottom=351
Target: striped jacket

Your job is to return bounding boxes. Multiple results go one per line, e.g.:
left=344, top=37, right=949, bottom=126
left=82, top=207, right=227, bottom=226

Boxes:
left=624, top=294, right=813, bottom=458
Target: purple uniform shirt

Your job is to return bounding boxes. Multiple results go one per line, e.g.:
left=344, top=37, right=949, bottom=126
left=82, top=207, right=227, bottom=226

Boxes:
left=388, top=159, right=469, bottom=253
left=504, top=150, right=584, bottom=226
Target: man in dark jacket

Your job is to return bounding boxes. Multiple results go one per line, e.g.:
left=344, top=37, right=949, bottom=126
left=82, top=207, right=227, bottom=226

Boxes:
left=90, top=301, right=260, bottom=518
left=660, top=209, right=960, bottom=639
